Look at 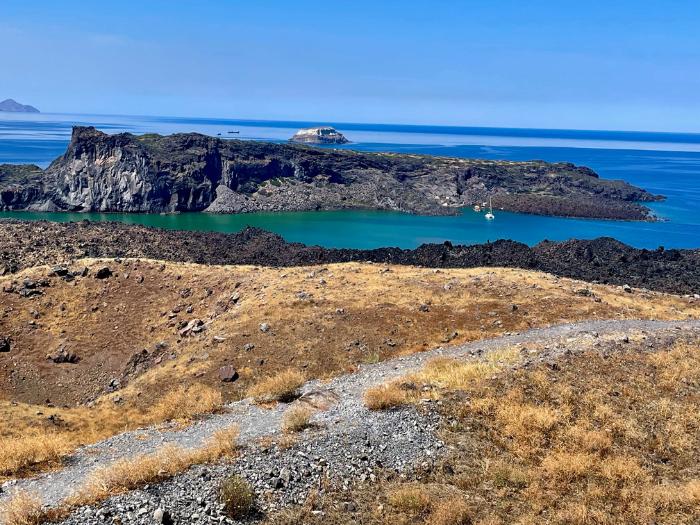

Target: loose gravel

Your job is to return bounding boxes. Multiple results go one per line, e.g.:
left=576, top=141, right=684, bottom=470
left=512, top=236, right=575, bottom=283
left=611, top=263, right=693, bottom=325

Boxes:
left=2, top=319, right=699, bottom=525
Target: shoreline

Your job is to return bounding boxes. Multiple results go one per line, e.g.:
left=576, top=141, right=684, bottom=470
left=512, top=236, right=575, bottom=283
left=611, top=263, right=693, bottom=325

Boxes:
left=1, top=219, right=698, bottom=295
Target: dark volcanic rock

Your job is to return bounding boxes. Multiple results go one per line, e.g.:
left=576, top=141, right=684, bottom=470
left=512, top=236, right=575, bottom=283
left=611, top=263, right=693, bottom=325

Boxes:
left=1, top=220, right=698, bottom=295
left=0, top=126, right=661, bottom=220
left=0, top=164, right=46, bottom=210
left=94, top=267, right=112, bottom=279
left=0, top=336, right=10, bottom=353
left=48, top=348, right=80, bottom=364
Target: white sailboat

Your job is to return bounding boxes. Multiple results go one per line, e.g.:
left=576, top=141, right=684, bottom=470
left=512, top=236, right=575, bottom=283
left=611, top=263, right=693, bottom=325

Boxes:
left=484, top=197, right=495, bottom=220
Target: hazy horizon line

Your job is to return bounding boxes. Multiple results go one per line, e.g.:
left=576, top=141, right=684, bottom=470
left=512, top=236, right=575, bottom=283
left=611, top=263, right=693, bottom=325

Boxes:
left=5, top=109, right=700, bottom=138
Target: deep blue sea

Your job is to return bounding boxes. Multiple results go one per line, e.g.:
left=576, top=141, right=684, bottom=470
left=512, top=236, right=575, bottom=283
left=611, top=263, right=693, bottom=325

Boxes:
left=1, top=112, right=699, bottom=249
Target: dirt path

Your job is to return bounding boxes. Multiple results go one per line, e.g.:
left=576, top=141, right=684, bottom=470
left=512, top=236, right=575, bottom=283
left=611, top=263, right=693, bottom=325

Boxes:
left=3, top=318, right=699, bottom=518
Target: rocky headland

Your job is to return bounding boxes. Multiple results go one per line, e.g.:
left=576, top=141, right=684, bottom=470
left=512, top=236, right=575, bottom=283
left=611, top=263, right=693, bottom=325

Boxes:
left=0, top=126, right=661, bottom=219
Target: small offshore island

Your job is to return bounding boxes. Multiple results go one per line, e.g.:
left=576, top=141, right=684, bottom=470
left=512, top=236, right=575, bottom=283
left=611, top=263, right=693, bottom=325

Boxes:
left=289, top=126, right=349, bottom=144
left=0, top=126, right=661, bottom=220
left=0, top=98, right=40, bottom=113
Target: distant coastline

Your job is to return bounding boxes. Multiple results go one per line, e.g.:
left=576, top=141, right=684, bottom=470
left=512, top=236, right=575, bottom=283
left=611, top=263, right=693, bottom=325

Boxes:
left=0, top=126, right=660, bottom=221
left=0, top=113, right=698, bottom=251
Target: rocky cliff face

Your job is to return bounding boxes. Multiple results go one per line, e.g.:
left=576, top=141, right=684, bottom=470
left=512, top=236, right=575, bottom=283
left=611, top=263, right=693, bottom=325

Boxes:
left=0, top=127, right=661, bottom=219
left=0, top=164, right=46, bottom=209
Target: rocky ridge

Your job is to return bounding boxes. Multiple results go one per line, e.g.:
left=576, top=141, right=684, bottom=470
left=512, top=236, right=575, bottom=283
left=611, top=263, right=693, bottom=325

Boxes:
left=0, top=126, right=660, bottom=219
left=1, top=220, right=698, bottom=295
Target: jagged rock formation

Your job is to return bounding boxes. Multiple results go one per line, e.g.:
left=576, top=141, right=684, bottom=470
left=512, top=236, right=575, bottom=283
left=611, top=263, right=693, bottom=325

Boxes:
left=0, top=126, right=661, bottom=219
left=0, top=164, right=46, bottom=209
left=289, top=126, right=349, bottom=144
left=1, top=221, right=698, bottom=294
left=0, top=98, right=40, bottom=113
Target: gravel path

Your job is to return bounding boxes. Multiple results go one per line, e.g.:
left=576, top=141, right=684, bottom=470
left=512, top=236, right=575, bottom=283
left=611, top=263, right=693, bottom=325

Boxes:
left=2, top=318, right=699, bottom=524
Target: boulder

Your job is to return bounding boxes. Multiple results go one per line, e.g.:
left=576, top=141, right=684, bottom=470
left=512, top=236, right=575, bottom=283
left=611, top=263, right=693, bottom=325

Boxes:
left=179, top=318, right=205, bottom=336
left=47, top=348, right=79, bottom=364
left=16, top=278, right=49, bottom=297
left=0, top=336, right=10, bottom=353
left=296, top=389, right=339, bottom=410
left=153, top=508, right=173, bottom=525
left=50, top=266, right=69, bottom=277
left=95, top=267, right=112, bottom=279
left=218, top=365, right=239, bottom=383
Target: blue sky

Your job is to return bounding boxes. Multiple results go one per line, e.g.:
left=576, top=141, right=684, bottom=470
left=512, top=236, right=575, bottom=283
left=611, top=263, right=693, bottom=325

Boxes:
left=1, top=0, right=699, bottom=131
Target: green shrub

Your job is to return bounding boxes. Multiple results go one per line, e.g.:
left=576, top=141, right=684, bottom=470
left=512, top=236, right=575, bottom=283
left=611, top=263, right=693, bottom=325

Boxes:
left=220, top=475, right=254, bottom=519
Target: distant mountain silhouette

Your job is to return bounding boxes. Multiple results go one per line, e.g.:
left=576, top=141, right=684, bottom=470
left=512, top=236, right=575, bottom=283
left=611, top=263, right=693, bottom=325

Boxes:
left=0, top=98, right=40, bottom=113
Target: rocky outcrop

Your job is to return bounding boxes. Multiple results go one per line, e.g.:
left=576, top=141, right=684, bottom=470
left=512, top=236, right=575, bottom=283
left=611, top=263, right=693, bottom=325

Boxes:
left=0, top=98, right=40, bottom=113
left=1, top=221, right=698, bottom=295
left=0, top=164, right=46, bottom=209
left=0, top=126, right=662, bottom=219
left=289, top=126, right=349, bottom=144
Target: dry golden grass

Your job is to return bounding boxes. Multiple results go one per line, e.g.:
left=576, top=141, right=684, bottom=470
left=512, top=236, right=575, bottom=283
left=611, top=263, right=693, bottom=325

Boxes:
left=414, top=347, right=520, bottom=391
left=148, top=384, right=223, bottom=423
left=428, top=497, right=473, bottom=525
left=201, top=426, right=241, bottom=459
left=281, top=405, right=315, bottom=433
left=0, top=391, right=221, bottom=483
left=266, top=339, right=700, bottom=525
left=439, top=340, right=700, bottom=524
left=67, top=425, right=238, bottom=508
left=277, top=433, right=300, bottom=450
left=2, top=259, right=698, bottom=481
left=387, top=486, right=431, bottom=515
left=0, top=433, right=72, bottom=478
left=248, top=369, right=306, bottom=402
left=366, top=347, right=522, bottom=411
left=0, top=384, right=222, bottom=481
left=364, top=382, right=409, bottom=410
left=0, top=491, right=44, bottom=525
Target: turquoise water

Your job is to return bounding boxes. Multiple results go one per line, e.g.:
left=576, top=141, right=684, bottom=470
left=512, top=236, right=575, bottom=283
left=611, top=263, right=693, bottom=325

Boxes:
left=1, top=113, right=699, bottom=249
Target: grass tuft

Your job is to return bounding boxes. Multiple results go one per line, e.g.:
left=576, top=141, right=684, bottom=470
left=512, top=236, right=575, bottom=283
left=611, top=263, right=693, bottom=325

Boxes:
left=0, top=491, right=44, bottom=525
left=149, top=384, right=223, bottom=422
left=281, top=405, right=314, bottom=433
left=219, top=475, right=255, bottom=519
left=0, top=433, right=72, bottom=477
left=248, top=369, right=306, bottom=403
left=428, top=497, right=473, bottom=525
left=387, top=486, right=431, bottom=515
left=364, top=382, right=408, bottom=410
left=66, top=425, right=238, bottom=509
